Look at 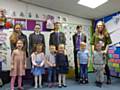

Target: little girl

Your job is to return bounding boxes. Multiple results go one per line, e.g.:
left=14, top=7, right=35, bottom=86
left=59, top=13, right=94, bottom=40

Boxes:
left=56, top=44, right=69, bottom=88
left=31, top=44, right=45, bottom=88
left=10, top=39, right=27, bottom=90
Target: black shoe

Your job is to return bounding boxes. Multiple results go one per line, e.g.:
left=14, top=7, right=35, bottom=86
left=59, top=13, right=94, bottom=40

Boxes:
left=79, top=78, right=83, bottom=84
left=62, top=84, right=67, bottom=87
left=0, top=85, right=2, bottom=88
left=75, top=78, right=79, bottom=82
left=58, top=85, right=62, bottom=88
left=85, top=79, right=89, bottom=84
left=98, top=82, right=102, bottom=88
left=95, top=81, right=99, bottom=84
left=96, top=82, right=102, bottom=88
left=106, top=79, right=111, bottom=84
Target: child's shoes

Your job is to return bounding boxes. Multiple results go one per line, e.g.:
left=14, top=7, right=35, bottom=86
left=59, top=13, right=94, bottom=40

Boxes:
left=58, top=85, right=62, bottom=88
left=48, top=83, right=52, bottom=88
left=18, top=87, right=24, bottom=90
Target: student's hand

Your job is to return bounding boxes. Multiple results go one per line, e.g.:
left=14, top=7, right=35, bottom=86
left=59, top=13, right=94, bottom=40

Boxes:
left=78, top=64, right=80, bottom=68
left=24, top=64, right=27, bottom=69
left=11, top=65, right=14, bottom=70
left=64, top=49, right=67, bottom=55
left=87, top=64, right=90, bottom=67
left=102, top=50, right=107, bottom=54
left=35, top=64, right=40, bottom=67
left=53, top=64, right=56, bottom=67
left=103, top=64, right=105, bottom=68
left=40, top=63, right=44, bottom=67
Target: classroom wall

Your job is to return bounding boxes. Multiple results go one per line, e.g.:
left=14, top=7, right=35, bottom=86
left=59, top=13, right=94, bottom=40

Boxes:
left=0, top=0, right=91, bottom=25
left=0, top=0, right=92, bottom=71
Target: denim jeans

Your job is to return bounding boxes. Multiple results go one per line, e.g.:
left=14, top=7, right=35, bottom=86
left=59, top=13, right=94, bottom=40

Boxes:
left=80, top=64, right=88, bottom=79
left=48, top=67, right=56, bottom=83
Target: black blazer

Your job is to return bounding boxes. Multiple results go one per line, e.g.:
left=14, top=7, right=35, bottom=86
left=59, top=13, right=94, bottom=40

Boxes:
left=49, top=32, right=66, bottom=47
left=29, top=33, right=45, bottom=54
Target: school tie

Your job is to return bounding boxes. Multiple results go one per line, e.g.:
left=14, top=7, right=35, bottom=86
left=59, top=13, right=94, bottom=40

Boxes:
left=76, top=34, right=81, bottom=50
left=56, top=32, right=59, bottom=44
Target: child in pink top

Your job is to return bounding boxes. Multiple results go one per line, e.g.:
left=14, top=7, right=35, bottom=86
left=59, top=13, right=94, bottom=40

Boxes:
left=10, top=39, right=27, bottom=90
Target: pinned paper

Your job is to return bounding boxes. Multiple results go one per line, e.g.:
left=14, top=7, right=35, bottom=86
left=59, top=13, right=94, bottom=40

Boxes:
left=109, top=59, right=115, bottom=63
left=108, top=54, right=113, bottom=58
left=108, top=62, right=113, bottom=67
left=115, top=67, right=120, bottom=72
left=112, top=63, right=119, bottom=68
left=113, top=54, right=119, bottom=59
left=108, top=50, right=114, bottom=54
left=110, top=70, right=117, bottom=76
left=20, top=12, right=25, bottom=17
left=117, top=60, right=120, bottom=63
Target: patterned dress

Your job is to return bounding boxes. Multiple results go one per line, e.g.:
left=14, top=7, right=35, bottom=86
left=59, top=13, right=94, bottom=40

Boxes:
left=31, top=53, right=45, bottom=76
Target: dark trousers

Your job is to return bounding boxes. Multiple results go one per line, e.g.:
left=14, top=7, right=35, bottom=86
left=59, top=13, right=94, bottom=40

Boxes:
left=105, top=64, right=111, bottom=80
left=48, top=67, right=56, bottom=83
left=80, top=64, right=88, bottom=79
left=74, top=50, right=79, bottom=81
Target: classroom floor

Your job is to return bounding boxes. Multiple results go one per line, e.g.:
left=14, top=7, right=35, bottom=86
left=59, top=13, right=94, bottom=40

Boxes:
left=1, top=73, right=120, bottom=90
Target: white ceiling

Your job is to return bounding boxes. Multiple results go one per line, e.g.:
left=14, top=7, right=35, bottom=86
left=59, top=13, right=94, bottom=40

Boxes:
left=19, top=0, right=120, bottom=20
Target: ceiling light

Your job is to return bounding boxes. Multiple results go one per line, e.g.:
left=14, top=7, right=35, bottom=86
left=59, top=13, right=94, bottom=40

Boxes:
left=78, top=0, right=108, bottom=9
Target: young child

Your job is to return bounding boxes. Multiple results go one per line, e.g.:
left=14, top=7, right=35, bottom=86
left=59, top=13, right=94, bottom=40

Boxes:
left=31, top=44, right=45, bottom=88
left=56, top=44, right=69, bottom=88
left=46, top=45, right=57, bottom=88
left=10, top=39, right=27, bottom=90
left=77, top=42, right=89, bottom=84
left=93, top=43, right=105, bottom=88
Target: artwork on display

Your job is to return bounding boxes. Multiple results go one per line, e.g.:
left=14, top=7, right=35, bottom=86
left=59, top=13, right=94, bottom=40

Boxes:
left=28, top=12, right=32, bottom=18
left=4, top=18, right=13, bottom=29
left=27, top=19, right=44, bottom=31
left=0, top=30, right=8, bottom=70
left=0, top=8, right=6, bottom=18
left=35, top=13, right=39, bottom=18
left=12, top=11, right=16, bottom=17
left=14, top=18, right=27, bottom=30
left=106, top=14, right=120, bottom=45
left=0, top=8, right=6, bottom=29
left=27, top=19, right=36, bottom=30
left=0, top=18, right=6, bottom=29
left=45, top=15, right=55, bottom=31
left=20, top=11, right=25, bottom=17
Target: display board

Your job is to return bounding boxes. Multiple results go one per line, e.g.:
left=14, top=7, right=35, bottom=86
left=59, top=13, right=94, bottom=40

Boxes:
left=0, top=17, right=91, bottom=71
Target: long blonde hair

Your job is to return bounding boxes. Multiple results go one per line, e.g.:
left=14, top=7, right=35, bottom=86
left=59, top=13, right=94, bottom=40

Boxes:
left=95, top=21, right=109, bottom=37
left=9, top=32, right=19, bottom=44
left=9, top=24, right=22, bottom=44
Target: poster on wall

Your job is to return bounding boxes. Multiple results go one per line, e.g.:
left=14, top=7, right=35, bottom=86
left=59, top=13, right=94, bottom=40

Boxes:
left=27, top=19, right=45, bottom=31
left=14, top=18, right=27, bottom=30
left=45, top=15, right=55, bottom=31
left=105, top=14, right=120, bottom=45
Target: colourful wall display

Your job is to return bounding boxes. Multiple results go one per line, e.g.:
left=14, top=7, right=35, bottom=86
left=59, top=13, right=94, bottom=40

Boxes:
left=95, top=11, right=120, bottom=77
